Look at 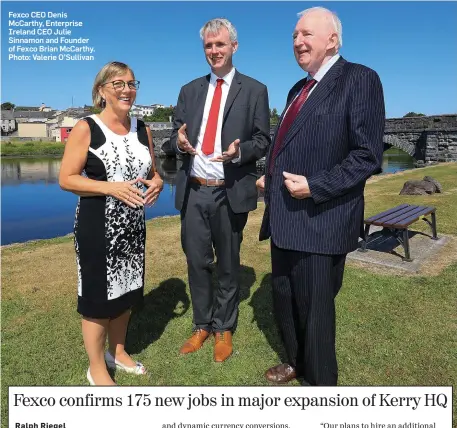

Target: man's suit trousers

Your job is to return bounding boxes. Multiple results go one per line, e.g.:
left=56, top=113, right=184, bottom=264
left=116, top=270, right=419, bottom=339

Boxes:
left=181, top=182, right=248, bottom=332
left=271, top=240, right=346, bottom=386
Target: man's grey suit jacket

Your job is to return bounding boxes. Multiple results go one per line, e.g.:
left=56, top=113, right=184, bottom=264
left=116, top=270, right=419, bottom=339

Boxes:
left=170, top=70, right=271, bottom=214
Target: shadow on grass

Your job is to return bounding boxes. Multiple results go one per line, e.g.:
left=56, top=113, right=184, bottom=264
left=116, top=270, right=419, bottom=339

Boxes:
left=211, top=264, right=256, bottom=304
left=126, top=265, right=256, bottom=350
left=360, top=229, right=435, bottom=260
left=249, top=273, right=286, bottom=362
left=126, top=278, right=190, bottom=354
left=239, top=265, right=256, bottom=302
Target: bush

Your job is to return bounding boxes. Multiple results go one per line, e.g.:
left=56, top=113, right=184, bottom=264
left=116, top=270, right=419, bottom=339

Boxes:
left=404, top=112, right=426, bottom=117
left=1, top=141, right=65, bottom=156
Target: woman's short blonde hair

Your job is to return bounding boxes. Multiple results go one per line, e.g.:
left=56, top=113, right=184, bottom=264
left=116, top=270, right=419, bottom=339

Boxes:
left=92, top=61, right=135, bottom=109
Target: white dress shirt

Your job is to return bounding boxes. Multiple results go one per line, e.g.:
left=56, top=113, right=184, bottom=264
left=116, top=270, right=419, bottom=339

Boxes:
left=283, top=54, right=341, bottom=116
left=189, top=67, right=237, bottom=180
left=308, top=53, right=340, bottom=94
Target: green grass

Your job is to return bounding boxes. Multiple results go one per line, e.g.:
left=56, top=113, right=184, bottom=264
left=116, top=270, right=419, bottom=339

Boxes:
left=1, top=141, right=64, bottom=156
left=364, top=163, right=457, bottom=235
left=2, top=163, right=457, bottom=426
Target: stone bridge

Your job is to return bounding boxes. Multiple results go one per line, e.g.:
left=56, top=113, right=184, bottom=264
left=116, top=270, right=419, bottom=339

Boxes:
left=151, top=114, right=457, bottom=163
left=383, top=114, right=457, bottom=162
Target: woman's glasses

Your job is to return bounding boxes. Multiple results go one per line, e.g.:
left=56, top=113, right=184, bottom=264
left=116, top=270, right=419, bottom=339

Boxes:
left=101, top=80, right=140, bottom=91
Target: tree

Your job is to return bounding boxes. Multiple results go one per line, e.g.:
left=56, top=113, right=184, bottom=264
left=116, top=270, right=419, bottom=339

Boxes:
left=15, top=106, right=38, bottom=111
left=270, top=107, right=280, bottom=126
left=143, top=107, right=175, bottom=122
left=403, top=112, right=425, bottom=117
left=88, top=106, right=102, bottom=114
left=1, top=102, right=15, bottom=110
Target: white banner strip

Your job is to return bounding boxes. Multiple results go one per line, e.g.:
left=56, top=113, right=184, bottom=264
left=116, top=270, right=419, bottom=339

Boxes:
left=9, top=386, right=453, bottom=428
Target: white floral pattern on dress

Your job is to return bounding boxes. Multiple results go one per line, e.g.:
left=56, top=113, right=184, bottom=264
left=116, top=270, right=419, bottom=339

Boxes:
left=76, top=115, right=152, bottom=301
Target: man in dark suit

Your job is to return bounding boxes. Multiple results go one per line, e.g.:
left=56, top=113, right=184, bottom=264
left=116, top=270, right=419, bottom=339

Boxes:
left=257, top=7, right=385, bottom=385
left=170, top=18, right=270, bottom=362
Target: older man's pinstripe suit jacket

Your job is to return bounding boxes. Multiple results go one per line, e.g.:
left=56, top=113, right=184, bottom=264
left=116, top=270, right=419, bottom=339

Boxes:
left=260, top=57, right=385, bottom=255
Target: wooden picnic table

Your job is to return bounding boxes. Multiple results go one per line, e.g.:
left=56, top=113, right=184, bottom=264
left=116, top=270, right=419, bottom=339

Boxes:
left=360, top=204, right=438, bottom=261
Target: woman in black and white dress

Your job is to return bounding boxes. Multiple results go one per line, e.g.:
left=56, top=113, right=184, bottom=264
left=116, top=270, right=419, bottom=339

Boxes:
left=59, top=61, right=163, bottom=385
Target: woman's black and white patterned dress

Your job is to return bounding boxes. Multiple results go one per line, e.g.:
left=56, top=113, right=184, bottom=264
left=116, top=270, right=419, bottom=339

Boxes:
left=75, top=115, right=152, bottom=318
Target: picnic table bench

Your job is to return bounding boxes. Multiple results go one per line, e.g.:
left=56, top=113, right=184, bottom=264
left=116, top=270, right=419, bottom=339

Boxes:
left=359, top=204, right=438, bottom=262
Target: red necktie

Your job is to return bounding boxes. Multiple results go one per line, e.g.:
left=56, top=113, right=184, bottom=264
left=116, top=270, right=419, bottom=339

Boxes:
left=269, top=79, right=317, bottom=174
left=202, top=78, right=224, bottom=155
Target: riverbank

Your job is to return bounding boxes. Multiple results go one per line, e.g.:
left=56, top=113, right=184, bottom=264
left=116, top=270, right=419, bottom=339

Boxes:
left=2, top=163, right=457, bottom=424
left=1, top=141, right=64, bottom=156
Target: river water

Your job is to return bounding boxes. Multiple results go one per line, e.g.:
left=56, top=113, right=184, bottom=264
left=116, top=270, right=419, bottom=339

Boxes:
left=1, top=148, right=414, bottom=245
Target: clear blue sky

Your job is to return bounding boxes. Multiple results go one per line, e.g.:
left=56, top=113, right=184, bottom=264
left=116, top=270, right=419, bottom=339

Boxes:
left=2, top=1, right=457, bottom=118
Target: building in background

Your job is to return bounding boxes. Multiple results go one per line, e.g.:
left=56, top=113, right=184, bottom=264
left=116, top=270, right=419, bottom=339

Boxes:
left=52, top=111, right=87, bottom=142
left=14, top=110, right=56, bottom=123
left=17, top=122, right=48, bottom=138
left=131, top=104, right=155, bottom=117
left=38, top=103, right=52, bottom=112
left=5, top=107, right=89, bottom=141
left=1, top=110, right=16, bottom=135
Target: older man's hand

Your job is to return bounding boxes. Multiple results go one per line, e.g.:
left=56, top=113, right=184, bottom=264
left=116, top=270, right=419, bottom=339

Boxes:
left=256, top=175, right=265, bottom=191
left=283, top=171, right=311, bottom=199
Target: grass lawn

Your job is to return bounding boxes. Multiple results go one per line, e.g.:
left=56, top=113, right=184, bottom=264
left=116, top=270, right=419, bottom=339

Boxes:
left=1, top=141, right=64, bottom=156
left=2, top=163, right=456, bottom=425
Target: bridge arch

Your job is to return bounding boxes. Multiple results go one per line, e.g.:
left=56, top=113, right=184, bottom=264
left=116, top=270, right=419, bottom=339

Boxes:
left=383, top=134, right=416, bottom=157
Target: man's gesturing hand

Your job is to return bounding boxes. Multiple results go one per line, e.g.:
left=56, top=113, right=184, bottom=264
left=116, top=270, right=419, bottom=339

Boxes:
left=283, top=171, right=311, bottom=199
left=210, top=139, right=240, bottom=162
left=177, top=124, right=196, bottom=155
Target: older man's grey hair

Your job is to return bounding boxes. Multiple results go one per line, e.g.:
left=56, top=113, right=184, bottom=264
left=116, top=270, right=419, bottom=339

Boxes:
left=297, top=7, right=343, bottom=49
left=199, top=18, right=238, bottom=42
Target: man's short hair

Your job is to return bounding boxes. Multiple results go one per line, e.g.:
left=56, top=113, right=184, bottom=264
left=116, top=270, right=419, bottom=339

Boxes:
left=200, top=18, right=238, bottom=42
left=297, top=7, right=343, bottom=49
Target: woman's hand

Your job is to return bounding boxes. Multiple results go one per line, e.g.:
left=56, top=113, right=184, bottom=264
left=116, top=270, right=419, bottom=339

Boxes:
left=138, top=174, right=164, bottom=206
left=106, top=178, right=145, bottom=208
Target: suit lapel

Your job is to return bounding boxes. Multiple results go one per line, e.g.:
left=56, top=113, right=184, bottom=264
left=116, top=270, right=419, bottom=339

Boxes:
left=271, top=79, right=306, bottom=146
left=223, top=70, right=242, bottom=124
left=266, top=80, right=305, bottom=170
left=278, top=57, right=346, bottom=155
left=191, top=75, right=210, bottom=146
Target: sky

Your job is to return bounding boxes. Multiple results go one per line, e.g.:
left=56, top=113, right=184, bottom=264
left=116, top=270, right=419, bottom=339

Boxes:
left=1, top=1, right=457, bottom=118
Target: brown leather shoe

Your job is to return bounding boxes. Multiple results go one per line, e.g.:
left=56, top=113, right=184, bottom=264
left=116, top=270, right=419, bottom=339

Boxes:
left=265, top=363, right=297, bottom=384
left=213, top=331, right=233, bottom=362
left=179, top=329, right=210, bottom=354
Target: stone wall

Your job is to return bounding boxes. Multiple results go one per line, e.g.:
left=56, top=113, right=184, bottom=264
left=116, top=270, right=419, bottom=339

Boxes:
left=150, top=114, right=457, bottom=164
left=151, top=129, right=174, bottom=157
left=424, top=129, right=457, bottom=162
left=385, top=114, right=457, bottom=132
left=384, top=114, right=457, bottom=162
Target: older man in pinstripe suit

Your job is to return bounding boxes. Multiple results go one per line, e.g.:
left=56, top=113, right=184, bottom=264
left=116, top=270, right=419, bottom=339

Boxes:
left=257, top=7, right=385, bottom=385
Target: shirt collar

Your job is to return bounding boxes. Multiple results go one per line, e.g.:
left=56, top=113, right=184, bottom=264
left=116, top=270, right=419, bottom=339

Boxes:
left=210, top=67, right=236, bottom=86
left=309, top=54, right=340, bottom=83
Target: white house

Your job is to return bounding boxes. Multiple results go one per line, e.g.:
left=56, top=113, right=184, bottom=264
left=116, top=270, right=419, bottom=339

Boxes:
left=1, top=110, right=16, bottom=134
left=131, top=104, right=155, bottom=117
